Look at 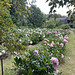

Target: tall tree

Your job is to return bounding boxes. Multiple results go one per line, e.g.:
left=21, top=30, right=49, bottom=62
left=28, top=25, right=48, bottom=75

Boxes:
left=10, top=0, right=30, bottom=26
left=46, top=0, right=75, bottom=20
left=28, top=5, right=45, bottom=27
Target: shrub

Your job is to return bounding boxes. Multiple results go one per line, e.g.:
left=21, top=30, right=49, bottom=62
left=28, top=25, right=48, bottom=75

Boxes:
left=73, top=21, right=75, bottom=28
left=14, top=29, right=71, bottom=75
left=57, top=24, right=70, bottom=29
left=47, top=20, right=62, bottom=29
left=27, top=5, right=45, bottom=28
left=30, top=32, right=42, bottom=44
left=47, top=20, right=56, bottom=29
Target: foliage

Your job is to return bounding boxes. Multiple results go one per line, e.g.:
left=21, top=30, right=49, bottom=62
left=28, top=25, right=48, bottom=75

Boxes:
left=0, top=46, right=8, bottom=52
left=14, top=29, right=71, bottom=75
left=27, top=5, right=45, bottom=27
left=57, top=24, right=70, bottom=29
left=0, top=0, right=15, bottom=44
left=73, top=21, right=75, bottom=28
left=49, top=14, right=66, bottom=18
left=46, top=0, right=75, bottom=20
left=47, top=20, right=62, bottom=29
left=10, top=0, right=30, bottom=26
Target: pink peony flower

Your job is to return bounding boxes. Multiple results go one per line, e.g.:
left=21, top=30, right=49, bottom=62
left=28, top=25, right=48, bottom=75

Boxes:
left=47, top=40, right=49, bottom=42
left=56, top=42, right=59, bottom=45
left=61, top=54, right=64, bottom=58
left=64, top=35, right=69, bottom=40
left=34, top=50, right=38, bottom=55
left=44, top=41, right=47, bottom=44
left=56, top=34, right=59, bottom=37
left=51, top=57, right=59, bottom=67
left=68, top=57, right=70, bottom=60
left=44, top=44, right=46, bottom=46
left=49, top=44, right=53, bottom=47
left=63, top=39, right=68, bottom=43
left=60, top=43, right=64, bottom=47
left=47, top=43, right=50, bottom=46
left=44, top=38, right=48, bottom=41
left=53, top=32, right=57, bottom=34
left=47, top=31, right=52, bottom=34
left=51, top=41, right=55, bottom=45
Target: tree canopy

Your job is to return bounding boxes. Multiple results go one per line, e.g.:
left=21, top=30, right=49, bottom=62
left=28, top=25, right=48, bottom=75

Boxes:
left=27, top=5, right=45, bottom=27
left=46, top=0, right=75, bottom=20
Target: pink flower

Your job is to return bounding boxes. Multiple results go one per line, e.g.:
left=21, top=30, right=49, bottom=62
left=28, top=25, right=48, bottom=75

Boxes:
left=56, top=34, right=59, bottom=37
left=68, top=57, right=70, bottom=60
left=61, top=54, right=64, bottom=58
left=64, top=35, right=69, bottom=40
left=47, top=31, right=52, bottom=34
left=51, top=41, right=55, bottom=45
left=51, top=57, right=59, bottom=67
left=49, top=44, right=53, bottom=47
left=60, top=43, right=64, bottom=47
left=34, top=50, right=38, bottom=55
left=44, top=38, right=48, bottom=41
left=63, top=39, right=68, bottom=43
left=44, top=41, right=47, bottom=44
left=53, top=31, right=57, bottom=34
left=56, top=42, right=59, bottom=45
left=44, top=44, right=46, bottom=46
left=47, top=40, right=49, bottom=42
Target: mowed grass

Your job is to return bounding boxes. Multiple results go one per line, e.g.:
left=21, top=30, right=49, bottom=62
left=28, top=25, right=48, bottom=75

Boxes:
left=0, top=56, right=15, bottom=75
left=58, top=31, right=75, bottom=75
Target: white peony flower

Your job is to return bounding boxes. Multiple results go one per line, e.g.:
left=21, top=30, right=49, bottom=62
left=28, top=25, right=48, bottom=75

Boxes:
left=2, top=50, right=6, bottom=54
left=0, top=53, right=2, bottom=56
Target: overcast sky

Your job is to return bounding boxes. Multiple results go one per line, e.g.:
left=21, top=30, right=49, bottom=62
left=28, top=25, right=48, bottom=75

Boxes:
left=33, top=0, right=74, bottom=16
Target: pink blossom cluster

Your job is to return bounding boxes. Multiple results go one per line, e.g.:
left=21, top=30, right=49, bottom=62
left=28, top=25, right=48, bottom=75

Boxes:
left=59, top=35, right=63, bottom=39
left=34, top=50, right=38, bottom=55
left=66, top=30, right=72, bottom=33
left=53, top=31, right=57, bottom=34
left=50, top=41, right=55, bottom=47
left=60, top=43, right=64, bottom=47
left=51, top=57, right=59, bottom=68
left=47, top=31, right=52, bottom=34
left=44, top=38, right=49, bottom=42
left=61, top=54, right=64, bottom=58
left=56, top=42, right=64, bottom=47
left=56, top=42, right=59, bottom=45
left=63, top=39, right=68, bottom=43
left=64, top=35, right=69, bottom=40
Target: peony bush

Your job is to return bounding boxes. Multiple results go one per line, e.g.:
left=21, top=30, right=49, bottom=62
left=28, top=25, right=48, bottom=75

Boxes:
left=14, top=29, right=71, bottom=75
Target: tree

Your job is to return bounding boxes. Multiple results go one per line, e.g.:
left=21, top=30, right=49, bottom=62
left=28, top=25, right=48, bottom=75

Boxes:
left=27, top=5, right=45, bottom=27
left=0, top=0, right=14, bottom=44
left=9, top=0, right=31, bottom=26
left=0, top=0, right=25, bottom=52
left=46, top=0, right=75, bottom=20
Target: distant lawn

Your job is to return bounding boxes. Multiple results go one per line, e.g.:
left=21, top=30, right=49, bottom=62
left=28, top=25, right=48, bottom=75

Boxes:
left=58, top=31, right=75, bottom=75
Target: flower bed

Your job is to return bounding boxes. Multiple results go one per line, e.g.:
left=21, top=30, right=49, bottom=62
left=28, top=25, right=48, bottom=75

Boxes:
left=14, top=29, right=71, bottom=75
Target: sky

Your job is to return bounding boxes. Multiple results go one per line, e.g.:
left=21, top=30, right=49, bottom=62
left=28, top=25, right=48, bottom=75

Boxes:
left=33, top=0, right=74, bottom=16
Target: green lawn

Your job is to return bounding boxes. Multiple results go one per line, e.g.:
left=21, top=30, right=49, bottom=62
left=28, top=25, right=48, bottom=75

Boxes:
left=58, top=31, right=75, bottom=75
left=0, top=56, right=15, bottom=75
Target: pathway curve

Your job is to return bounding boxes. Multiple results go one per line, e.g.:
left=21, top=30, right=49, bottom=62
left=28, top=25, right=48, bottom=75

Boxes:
left=58, top=31, right=75, bottom=75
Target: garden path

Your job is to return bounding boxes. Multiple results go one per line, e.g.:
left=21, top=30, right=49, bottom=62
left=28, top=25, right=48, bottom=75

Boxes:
left=58, top=31, right=75, bottom=75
